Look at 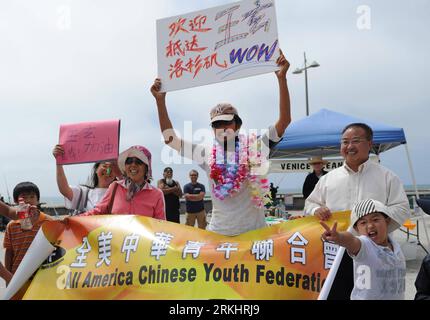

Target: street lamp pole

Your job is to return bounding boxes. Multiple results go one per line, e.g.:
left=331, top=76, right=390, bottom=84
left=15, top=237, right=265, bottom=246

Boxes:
left=304, top=52, right=310, bottom=116
left=293, top=52, right=320, bottom=117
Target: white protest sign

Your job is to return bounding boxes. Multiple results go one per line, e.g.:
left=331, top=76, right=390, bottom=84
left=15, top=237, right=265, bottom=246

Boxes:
left=156, top=0, right=280, bottom=92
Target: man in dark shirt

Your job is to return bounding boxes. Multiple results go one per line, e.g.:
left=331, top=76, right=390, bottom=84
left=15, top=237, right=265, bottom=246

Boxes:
left=183, top=170, right=206, bottom=229
left=302, top=157, right=328, bottom=199
left=157, top=167, right=182, bottom=223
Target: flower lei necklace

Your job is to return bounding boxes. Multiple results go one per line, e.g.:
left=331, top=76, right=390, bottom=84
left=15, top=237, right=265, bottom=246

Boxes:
left=209, top=134, right=271, bottom=208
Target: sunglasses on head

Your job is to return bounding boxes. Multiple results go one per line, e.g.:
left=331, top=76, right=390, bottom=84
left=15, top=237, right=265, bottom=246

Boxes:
left=125, top=157, right=144, bottom=165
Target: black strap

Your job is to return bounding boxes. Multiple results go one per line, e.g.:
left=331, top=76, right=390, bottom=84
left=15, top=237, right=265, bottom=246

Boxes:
left=107, top=183, right=119, bottom=215
left=71, top=187, right=84, bottom=216
left=82, top=187, right=90, bottom=211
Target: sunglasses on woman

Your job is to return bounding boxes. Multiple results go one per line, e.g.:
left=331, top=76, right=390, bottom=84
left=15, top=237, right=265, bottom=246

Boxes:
left=125, top=157, right=144, bottom=166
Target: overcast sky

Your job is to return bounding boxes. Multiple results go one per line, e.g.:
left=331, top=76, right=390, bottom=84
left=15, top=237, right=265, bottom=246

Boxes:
left=1, top=0, right=429, bottom=203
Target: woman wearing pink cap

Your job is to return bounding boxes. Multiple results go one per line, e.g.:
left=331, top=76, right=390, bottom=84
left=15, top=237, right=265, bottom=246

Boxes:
left=80, top=146, right=166, bottom=220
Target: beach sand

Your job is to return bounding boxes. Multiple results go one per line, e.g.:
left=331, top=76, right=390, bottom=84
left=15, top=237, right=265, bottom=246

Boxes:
left=1, top=212, right=429, bottom=300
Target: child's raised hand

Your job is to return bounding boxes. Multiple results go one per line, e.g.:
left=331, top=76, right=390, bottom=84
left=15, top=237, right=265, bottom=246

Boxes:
left=151, top=78, right=166, bottom=101
left=320, top=221, right=340, bottom=243
left=275, top=49, right=290, bottom=79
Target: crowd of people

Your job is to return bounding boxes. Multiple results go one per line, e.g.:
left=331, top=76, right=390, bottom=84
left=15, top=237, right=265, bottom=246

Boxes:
left=0, top=49, right=429, bottom=300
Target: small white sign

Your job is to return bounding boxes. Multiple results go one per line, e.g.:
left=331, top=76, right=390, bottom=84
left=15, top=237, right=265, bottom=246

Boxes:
left=156, top=0, right=280, bottom=92
left=270, top=156, right=379, bottom=174
left=270, top=159, right=345, bottom=174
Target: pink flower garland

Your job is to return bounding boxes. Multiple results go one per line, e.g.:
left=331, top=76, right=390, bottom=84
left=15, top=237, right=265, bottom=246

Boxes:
left=209, top=134, right=271, bottom=208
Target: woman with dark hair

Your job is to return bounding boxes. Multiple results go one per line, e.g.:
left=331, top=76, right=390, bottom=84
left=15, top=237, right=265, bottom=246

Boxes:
left=53, top=144, right=121, bottom=214
left=80, top=146, right=166, bottom=219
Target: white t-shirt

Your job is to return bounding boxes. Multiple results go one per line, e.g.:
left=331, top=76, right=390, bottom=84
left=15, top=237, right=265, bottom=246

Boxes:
left=170, top=126, right=281, bottom=236
left=349, top=235, right=406, bottom=300
left=64, top=186, right=108, bottom=212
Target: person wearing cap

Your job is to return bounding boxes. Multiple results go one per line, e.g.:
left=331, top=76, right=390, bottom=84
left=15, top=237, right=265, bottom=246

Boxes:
left=151, top=51, right=291, bottom=236
left=157, top=167, right=182, bottom=223
left=321, top=199, right=406, bottom=300
left=80, top=146, right=165, bottom=219
left=302, top=157, right=328, bottom=199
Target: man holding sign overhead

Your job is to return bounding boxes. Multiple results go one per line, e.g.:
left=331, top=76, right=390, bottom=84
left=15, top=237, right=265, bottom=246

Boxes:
left=151, top=0, right=290, bottom=236
left=151, top=49, right=290, bottom=236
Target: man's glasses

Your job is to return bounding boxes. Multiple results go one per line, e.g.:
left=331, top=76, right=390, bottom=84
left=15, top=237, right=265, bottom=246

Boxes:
left=341, top=138, right=368, bottom=146
left=125, top=157, right=144, bottom=166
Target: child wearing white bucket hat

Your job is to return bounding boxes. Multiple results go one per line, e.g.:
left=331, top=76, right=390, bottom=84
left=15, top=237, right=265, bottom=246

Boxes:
left=321, top=199, right=406, bottom=300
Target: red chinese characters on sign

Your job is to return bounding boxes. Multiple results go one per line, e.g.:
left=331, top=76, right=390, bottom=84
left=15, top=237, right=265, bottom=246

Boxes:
left=169, top=18, right=189, bottom=37
left=166, top=15, right=226, bottom=80
left=189, top=15, right=212, bottom=33
left=169, top=53, right=227, bottom=80
left=166, top=35, right=207, bottom=58
left=168, top=15, right=212, bottom=38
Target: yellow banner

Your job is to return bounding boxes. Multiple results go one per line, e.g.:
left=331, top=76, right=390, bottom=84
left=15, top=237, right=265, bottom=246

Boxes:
left=22, top=212, right=350, bottom=300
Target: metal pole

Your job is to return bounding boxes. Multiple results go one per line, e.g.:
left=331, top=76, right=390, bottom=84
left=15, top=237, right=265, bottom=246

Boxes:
left=404, top=144, right=420, bottom=200
left=405, top=144, right=430, bottom=252
left=304, top=52, right=310, bottom=116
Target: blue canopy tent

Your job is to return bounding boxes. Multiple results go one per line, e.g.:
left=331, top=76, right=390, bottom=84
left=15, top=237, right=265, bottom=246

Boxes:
left=270, top=108, right=407, bottom=159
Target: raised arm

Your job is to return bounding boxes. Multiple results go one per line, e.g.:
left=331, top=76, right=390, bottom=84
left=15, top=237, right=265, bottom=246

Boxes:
left=321, top=221, right=361, bottom=256
left=150, top=79, right=182, bottom=151
left=0, top=202, right=17, bottom=220
left=274, top=50, right=291, bottom=138
left=53, top=145, right=74, bottom=201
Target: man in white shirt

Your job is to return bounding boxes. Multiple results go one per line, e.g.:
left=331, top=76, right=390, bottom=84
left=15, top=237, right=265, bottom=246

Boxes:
left=306, top=123, right=410, bottom=300
left=304, top=123, right=410, bottom=227
left=150, top=52, right=291, bottom=236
